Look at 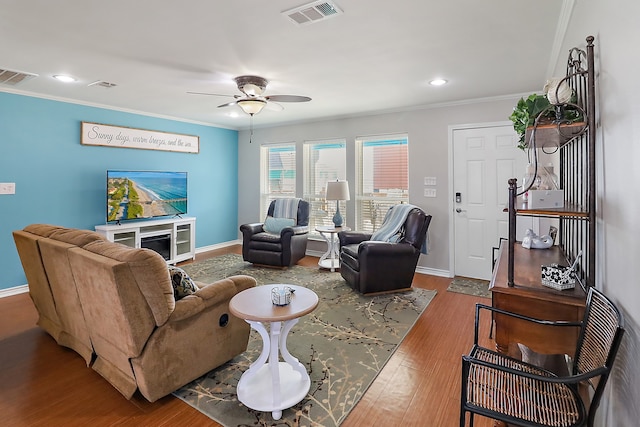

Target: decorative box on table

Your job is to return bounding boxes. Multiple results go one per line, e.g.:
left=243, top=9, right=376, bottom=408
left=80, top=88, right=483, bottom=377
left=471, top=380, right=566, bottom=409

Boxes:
left=541, top=264, right=576, bottom=290
left=528, top=190, right=564, bottom=209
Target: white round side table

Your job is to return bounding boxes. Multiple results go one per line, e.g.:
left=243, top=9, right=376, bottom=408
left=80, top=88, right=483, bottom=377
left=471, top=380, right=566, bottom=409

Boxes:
left=229, top=285, right=319, bottom=420
left=316, top=225, right=350, bottom=272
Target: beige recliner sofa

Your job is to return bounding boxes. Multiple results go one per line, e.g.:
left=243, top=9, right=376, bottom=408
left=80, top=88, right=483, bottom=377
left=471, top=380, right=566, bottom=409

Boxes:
left=13, top=224, right=256, bottom=402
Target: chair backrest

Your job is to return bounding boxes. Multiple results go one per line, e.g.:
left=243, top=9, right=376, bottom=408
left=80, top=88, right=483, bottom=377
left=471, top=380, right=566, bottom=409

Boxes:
left=69, top=240, right=175, bottom=357
left=401, top=208, right=432, bottom=250
left=573, top=287, right=625, bottom=421
left=267, top=198, right=310, bottom=226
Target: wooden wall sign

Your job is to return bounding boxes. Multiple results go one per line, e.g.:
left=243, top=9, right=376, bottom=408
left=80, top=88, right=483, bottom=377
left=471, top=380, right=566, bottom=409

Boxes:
left=81, top=122, right=199, bottom=153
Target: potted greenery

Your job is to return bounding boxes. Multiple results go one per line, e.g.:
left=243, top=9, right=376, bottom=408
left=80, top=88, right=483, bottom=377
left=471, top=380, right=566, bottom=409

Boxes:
left=510, top=91, right=585, bottom=151
left=509, top=94, right=554, bottom=150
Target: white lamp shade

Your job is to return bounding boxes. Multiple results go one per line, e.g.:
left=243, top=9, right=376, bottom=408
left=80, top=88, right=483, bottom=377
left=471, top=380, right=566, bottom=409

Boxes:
left=326, top=180, right=350, bottom=201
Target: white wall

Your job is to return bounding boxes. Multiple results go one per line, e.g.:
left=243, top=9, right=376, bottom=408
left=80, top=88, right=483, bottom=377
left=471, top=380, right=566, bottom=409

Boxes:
left=237, top=97, right=520, bottom=275
left=561, top=2, right=640, bottom=425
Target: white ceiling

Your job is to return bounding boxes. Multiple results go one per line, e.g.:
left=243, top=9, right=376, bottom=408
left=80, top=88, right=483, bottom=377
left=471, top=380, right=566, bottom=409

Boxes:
left=0, top=0, right=568, bottom=130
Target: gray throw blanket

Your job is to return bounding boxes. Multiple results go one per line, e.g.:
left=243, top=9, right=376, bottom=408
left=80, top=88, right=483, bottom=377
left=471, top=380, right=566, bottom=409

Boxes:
left=273, top=198, right=300, bottom=220
left=371, top=204, right=418, bottom=242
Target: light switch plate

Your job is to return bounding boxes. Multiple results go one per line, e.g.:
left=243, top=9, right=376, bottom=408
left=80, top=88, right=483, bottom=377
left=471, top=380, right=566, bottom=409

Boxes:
left=424, top=188, right=436, bottom=198
left=424, top=176, right=437, bottom=186
left=0, top=182, right=16, bottom=194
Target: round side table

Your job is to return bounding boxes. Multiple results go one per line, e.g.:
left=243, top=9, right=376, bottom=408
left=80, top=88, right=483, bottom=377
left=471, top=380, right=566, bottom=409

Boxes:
left=229, top=285, right=319, bottom=420
left=316, top=225, right=350, bottom=272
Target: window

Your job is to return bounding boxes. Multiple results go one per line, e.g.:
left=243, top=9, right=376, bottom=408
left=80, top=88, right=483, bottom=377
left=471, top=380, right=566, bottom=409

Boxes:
left=355, top=134, right=409, bottom=232
left=260, top=144, right=296, bottom=217
left=303, top=140, right=346, bottom=233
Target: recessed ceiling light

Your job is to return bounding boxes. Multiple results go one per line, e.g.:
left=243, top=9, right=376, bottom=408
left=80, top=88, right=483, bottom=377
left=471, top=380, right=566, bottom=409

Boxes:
left=228, top=112, right=240, bottom=118
left=429, top=78, right=447, bottom=86
left=53, top=74, right=76, bottom=83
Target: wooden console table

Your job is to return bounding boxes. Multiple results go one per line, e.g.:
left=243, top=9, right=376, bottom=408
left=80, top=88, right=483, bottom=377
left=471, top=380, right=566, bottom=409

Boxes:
left=490, top=241, right=587, bottom=359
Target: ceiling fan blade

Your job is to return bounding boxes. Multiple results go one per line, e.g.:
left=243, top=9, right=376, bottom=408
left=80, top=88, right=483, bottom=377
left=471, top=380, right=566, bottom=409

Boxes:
left=187, top=91, right=238, bottom=98
left=217, top=101, right=238, bottom=108
left=265, top=101, right=284, bottom=112
left=265, top=95, right=311, bottom=103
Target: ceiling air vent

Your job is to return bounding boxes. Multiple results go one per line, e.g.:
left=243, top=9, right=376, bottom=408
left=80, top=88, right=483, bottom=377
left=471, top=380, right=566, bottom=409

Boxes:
left=88, top=80, right=117, bottom=88
left=283, top=1, right=343, bottom=25
left=0, top=68, right=38, bottom=86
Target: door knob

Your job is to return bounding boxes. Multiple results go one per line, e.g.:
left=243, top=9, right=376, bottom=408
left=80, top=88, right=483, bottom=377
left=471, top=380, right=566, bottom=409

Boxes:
left=456, top=208, right=466, bottom=213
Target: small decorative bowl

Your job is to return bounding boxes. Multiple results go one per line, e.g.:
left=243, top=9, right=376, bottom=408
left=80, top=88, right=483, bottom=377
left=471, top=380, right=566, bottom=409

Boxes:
left=271, top=286, right=294, bottom=306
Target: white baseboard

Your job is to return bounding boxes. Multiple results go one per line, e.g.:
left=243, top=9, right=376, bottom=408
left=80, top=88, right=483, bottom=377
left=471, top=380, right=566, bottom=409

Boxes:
left=306, top=249, right=325, bottom=258
left=195, top=239, right=242, bottom=254
left=0, top=284, right=29, bottom=298
left=415, top=266, right=451, bottom=278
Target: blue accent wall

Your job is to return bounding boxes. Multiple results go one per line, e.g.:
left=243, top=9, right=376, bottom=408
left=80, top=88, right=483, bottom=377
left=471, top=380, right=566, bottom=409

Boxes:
left=0, top=91, right=238, bottom=291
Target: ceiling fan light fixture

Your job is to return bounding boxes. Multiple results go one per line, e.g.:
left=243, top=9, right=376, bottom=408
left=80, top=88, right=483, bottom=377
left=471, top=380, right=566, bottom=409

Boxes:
left=234, top=75, right=267, bottom=96
left=242, top=83, right=262, bottom=97
left=237, top=98, right=267, bottom=115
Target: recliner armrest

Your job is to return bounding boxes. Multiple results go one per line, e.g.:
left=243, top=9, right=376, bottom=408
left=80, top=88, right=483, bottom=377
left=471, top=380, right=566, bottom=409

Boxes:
left=240, top=222, right=264, bottom=236
left=167, top=275, right=257, bottom=322
left=358, top=241, right=417, bottom=257
left=338, top=231, right=372, bottom=247
left=287, top=225, right=309, bottom=236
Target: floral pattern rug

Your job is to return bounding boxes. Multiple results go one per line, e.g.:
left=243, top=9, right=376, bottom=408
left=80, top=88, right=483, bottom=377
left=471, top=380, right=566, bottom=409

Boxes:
left=446, top=276, right=491, bottom=298
left=173, top=254, right=436, bottom=427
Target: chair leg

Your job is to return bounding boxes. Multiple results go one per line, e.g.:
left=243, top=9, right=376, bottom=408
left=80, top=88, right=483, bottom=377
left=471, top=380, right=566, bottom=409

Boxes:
left=460, top=409, right=473, bottom=427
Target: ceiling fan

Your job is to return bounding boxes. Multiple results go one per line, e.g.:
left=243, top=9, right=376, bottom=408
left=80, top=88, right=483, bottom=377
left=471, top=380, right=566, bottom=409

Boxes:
left=188, top=75, right=311, bottom=116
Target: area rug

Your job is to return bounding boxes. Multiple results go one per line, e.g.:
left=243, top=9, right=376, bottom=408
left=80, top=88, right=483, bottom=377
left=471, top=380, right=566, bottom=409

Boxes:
left=173, top=254, right=436, bottom=427
left=447, top=276, right=491, bottom=298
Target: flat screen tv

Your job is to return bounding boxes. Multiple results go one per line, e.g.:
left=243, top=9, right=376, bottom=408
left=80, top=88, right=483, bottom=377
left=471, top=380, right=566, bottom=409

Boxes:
left=107, top=170, right=187, bottom=222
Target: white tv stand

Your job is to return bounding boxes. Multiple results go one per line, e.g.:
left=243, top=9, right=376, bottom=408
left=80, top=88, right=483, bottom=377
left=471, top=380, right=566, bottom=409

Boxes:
left=95, top=216, right=196, bottom=265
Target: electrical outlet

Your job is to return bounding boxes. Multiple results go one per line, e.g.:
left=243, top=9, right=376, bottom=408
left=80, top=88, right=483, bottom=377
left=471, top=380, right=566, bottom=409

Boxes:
left=424, top=188, right=436, bottom=198
left=0, top=182, right=16, bottom=194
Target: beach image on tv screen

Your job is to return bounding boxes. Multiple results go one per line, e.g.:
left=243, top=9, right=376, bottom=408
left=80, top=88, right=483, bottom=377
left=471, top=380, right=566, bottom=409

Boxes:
left=107, top=171, right=187, bottom=221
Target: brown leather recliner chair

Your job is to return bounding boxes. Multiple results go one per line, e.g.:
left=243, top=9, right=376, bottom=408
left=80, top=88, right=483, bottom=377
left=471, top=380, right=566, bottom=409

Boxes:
left=338, top=206, right=431, bottom=294
left=240, top=199, right=310, bottom=267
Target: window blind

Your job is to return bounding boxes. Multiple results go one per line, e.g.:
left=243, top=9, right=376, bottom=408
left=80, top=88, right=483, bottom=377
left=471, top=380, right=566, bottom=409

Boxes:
left=260, top=143, right=296, bottom=218
left=303, top=139, right=346, bottom=233
left=355, top=134, right=409, bottom=232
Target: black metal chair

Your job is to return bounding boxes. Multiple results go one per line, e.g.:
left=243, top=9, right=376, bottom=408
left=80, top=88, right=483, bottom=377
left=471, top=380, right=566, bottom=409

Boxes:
left=460, top=287, right=625, bottom=427
left=240, top=199, right=309, bottom=267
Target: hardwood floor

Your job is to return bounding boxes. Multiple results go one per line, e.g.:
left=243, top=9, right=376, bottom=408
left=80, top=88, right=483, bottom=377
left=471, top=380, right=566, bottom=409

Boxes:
left=0, top=246, right=494, bottom=426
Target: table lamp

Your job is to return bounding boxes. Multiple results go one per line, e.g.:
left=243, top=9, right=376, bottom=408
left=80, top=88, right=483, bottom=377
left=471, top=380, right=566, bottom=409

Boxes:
left=326, top=180, right=350, bottom=227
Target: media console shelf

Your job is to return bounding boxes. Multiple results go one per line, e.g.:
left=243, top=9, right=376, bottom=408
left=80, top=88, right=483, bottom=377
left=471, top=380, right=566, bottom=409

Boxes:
left=95, top=216, right=196, bottom=265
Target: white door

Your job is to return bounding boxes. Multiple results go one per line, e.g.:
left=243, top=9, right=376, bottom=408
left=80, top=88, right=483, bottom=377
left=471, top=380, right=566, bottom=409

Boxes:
left=452, top=124, right=527, bottom=280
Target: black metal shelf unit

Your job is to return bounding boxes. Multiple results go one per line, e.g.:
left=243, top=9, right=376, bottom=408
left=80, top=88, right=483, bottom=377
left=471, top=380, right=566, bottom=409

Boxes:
left=508, top=36, right=597, bottom=289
